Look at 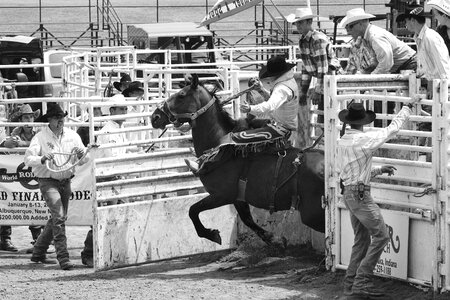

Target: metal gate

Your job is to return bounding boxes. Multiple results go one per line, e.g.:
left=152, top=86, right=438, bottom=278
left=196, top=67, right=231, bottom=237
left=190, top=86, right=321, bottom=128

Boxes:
left=323, top=74, right=449, bottom=292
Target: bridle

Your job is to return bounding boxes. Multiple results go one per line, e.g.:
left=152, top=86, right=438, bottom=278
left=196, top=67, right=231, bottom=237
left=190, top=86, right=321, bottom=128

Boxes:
left=157, top=86, right=217, bottom=125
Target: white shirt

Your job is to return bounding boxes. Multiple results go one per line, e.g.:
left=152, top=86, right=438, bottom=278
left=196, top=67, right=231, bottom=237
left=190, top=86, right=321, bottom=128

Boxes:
left=337, top=106, right=411, bottom=186
left=96, top=120, right=128, bottom=158
left=24, top=126, right=88, bottom=180
left=415, top=25, right=450, bottom=80
left=364, top=24, right=416, bottom=74
left=250, top=70, right=299, bottom=131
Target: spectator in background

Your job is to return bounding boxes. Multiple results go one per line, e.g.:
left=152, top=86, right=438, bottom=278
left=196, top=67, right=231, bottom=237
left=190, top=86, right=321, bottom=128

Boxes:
left=428, top=0, right=450, bottom=53
left=287, top=7, right=341, bottom=124
left=0, top=104, right=48, bottom=253
left=340, top=8, right=417, bottom=74
left=396, top=6, right=450, bottom=81
left=113, top=74, right=132, bottom=93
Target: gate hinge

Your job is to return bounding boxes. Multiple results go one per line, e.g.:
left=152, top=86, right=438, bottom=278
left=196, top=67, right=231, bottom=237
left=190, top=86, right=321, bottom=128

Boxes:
left=438, top=249, right=447, bottom=276
left=321, top=195, right=328, bottom=209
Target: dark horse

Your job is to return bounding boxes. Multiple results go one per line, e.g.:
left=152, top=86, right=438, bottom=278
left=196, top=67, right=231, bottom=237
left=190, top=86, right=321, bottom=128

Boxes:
left=151, top=75, right=325, bottom=247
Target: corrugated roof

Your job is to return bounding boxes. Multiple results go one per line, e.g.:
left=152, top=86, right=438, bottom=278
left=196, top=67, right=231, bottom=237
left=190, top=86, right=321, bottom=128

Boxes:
left=127, top=22, right=212, bottom=38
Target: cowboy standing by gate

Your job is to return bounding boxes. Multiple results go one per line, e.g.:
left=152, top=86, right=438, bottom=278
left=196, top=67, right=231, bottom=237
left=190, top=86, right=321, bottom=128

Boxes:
left=337, top=99, right=419, bottom=297
left=24, top=103, right=89, bottom=270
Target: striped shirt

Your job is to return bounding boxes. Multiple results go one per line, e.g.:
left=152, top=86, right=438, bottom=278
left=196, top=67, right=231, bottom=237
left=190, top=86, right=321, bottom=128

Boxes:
left=337, top=106, right=411, bottom=186
left=415, top=25, right=450, bottom=80
left=24, top=126, right=88, bottom=180
left=298, top=30, right=340, bottom=95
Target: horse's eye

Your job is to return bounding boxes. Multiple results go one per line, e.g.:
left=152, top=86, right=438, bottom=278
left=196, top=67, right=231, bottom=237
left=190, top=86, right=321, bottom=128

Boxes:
left=179, top=90, right=186, bottom=97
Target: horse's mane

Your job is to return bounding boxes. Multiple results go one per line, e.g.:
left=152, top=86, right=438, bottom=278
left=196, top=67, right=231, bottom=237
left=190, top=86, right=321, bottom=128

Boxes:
left=200, top=82, right=240, bottom=132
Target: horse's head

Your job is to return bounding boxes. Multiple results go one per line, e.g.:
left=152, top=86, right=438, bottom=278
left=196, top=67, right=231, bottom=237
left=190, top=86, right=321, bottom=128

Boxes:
left=151, top=74, right=215, bottom=130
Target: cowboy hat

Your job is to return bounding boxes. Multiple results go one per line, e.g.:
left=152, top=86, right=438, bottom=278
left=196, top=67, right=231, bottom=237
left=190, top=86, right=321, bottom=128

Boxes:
left=101, top=93, right=128, bottom=115
left=427, top=0, right=450, bottom=16
left=10, top=104, right=40, bottom=122
left=338, top=8, right=376, bottom=28
left=286, top=7, right=318, bottom=23
left=396, top=6, right=427, bottom=23
left=38, top=103, right=68, bottom=122
left=259, top=56, right=296, bottom=79
left=338, top=102, right=376, bottom=125
left=113, top=74, right=132, bottom=91
left=122, top=81, right=144, bottom=97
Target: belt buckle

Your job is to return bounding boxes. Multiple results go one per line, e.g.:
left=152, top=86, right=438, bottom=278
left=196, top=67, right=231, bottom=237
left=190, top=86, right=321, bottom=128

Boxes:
left=357, top=182, right=365, bottom=200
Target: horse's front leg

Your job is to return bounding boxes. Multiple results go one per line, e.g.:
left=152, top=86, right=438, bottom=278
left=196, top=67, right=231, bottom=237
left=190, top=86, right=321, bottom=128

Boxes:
left=234, top=201, right=287, bottom=250
left=189, top=195, right=230, bottom=245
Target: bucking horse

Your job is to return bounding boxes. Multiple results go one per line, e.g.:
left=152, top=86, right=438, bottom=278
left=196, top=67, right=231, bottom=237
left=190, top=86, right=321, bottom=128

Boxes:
left=151, top=75, right=325, bottom=248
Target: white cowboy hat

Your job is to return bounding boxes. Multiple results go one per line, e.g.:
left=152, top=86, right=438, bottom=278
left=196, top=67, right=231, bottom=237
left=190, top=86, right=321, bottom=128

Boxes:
left=338, top=8, right=376, bottom=28
left=427, top=0, right=450, bottom=16
left=101, top=93, right=128, bottom=115
left=286, top=7, right=318, bottom=23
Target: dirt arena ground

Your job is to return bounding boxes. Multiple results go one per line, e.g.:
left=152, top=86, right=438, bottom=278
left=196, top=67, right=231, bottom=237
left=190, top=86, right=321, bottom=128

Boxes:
left=0, top=226, right=449, bottom=300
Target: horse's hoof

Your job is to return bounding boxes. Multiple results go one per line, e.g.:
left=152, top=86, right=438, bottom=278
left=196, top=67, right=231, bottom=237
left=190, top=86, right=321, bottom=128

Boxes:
left=209, top=229, right=222, bottom=245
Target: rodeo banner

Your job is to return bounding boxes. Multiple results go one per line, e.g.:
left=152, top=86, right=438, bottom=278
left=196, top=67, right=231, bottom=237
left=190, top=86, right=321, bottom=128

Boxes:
left=0, top=154, right=94, bottom=226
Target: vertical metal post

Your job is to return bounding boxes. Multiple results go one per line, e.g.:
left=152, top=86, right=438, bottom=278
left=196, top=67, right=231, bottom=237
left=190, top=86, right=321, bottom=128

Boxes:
left=156, top=0, right=159, bottom=23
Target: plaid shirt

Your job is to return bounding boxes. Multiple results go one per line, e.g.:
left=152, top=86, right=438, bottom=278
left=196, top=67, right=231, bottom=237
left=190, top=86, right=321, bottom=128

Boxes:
left=346, top=37, right=378, bottom=74
left=298, top=30, right=340, bottom=95
left=337, top=106, right=411, bottom=186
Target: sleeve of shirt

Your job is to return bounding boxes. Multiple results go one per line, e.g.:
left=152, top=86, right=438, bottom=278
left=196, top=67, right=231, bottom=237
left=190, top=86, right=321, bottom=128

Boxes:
left=312, top=38, right=329, bottom=94
left=370, top=35, right=394, bottom=74
left=425, top=33, right=450, bottom=79
left=96, top=134, right=114, bottom=159
left=362, top=106, right=411, bottom=150
left=24, top=134, right=43, bottom=167
left=74, top=132, right=89, bottom=165
left=249, top=85, right=293, bottom=116
left=300, top=63, right=311, bottom=95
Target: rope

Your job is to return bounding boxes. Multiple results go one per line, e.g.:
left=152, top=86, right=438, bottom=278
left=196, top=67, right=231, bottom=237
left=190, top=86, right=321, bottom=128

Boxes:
left=413, top=186, right=436, bottom=198
left=45, top=145, right=95, bottom=173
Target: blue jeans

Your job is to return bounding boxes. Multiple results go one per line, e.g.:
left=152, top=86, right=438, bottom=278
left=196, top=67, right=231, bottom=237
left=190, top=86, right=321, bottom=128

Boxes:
left=342, top=188, right=389, bottom=290
left=33, top=178, right=72, bottom=262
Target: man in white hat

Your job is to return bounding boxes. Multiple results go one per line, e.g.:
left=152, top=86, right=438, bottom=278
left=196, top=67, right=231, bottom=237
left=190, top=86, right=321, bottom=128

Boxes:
left=340, top=8, right=417, bottom=74
left=286, top=7, right=341, bottom=124
left=397, top=6, right=450, bottom=81
left=428, top=0, right=450, bottom=53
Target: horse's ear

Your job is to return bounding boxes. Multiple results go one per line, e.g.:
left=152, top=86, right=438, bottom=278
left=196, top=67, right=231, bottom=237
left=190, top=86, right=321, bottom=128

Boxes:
left=191, top=74, right=199, bottom=89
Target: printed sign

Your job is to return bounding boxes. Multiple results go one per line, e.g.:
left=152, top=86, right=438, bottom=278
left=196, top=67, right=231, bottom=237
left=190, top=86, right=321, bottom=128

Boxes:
left=200, top=0, right=264, bottom=26
left=0, top=154, right=94, bottom=226
left=373, top=210, right=409, bottom=279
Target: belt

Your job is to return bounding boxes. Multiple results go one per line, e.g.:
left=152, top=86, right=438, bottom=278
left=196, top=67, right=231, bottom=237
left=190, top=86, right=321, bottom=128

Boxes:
left=344, top=184, right=370, bottom=192
left=39, top=175, right=74, bottom=182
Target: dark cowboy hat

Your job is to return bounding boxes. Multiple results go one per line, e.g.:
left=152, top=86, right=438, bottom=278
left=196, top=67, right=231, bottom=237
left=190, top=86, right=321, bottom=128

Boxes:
left=259, top=56, right=296, bottom=79
left=396, top=6, right=427, bottom=23
left=113, top=74, right=132, bottom=92
left=37, top=103, right=68, bottom=122
left=122, top=81, right=144, bottom=97
left=338, top=102, right=376, bottom=125
left=10, top=104, right=40, bottom=122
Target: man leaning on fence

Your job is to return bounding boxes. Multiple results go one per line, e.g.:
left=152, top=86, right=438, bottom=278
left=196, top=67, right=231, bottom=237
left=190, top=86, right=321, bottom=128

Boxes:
left=337, top=98, right=419, bottom=297
left=287, top=7, right=341, bottom=126
left=24, top=103, right=89, bottom=270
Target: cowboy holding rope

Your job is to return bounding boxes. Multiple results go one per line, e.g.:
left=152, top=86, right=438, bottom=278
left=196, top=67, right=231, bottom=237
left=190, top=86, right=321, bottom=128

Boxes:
left=24, top=103, right=89, bottom=270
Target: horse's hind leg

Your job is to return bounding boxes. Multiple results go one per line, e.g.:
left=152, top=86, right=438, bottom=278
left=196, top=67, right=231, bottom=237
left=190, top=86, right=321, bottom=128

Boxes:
left=234, top=202, right=286, bottom=249
left=189, top=195, right=229, bottom=245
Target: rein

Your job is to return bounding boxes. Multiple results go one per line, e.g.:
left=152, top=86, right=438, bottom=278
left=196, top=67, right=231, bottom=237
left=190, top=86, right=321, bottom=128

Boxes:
left=159, top=87, right=218, bottom=125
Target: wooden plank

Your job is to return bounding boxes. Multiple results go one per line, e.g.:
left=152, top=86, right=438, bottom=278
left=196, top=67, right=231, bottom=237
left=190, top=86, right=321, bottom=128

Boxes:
left=96, top=172, right=203, bottom=201
left=95, top=194, right=238, bottom=270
